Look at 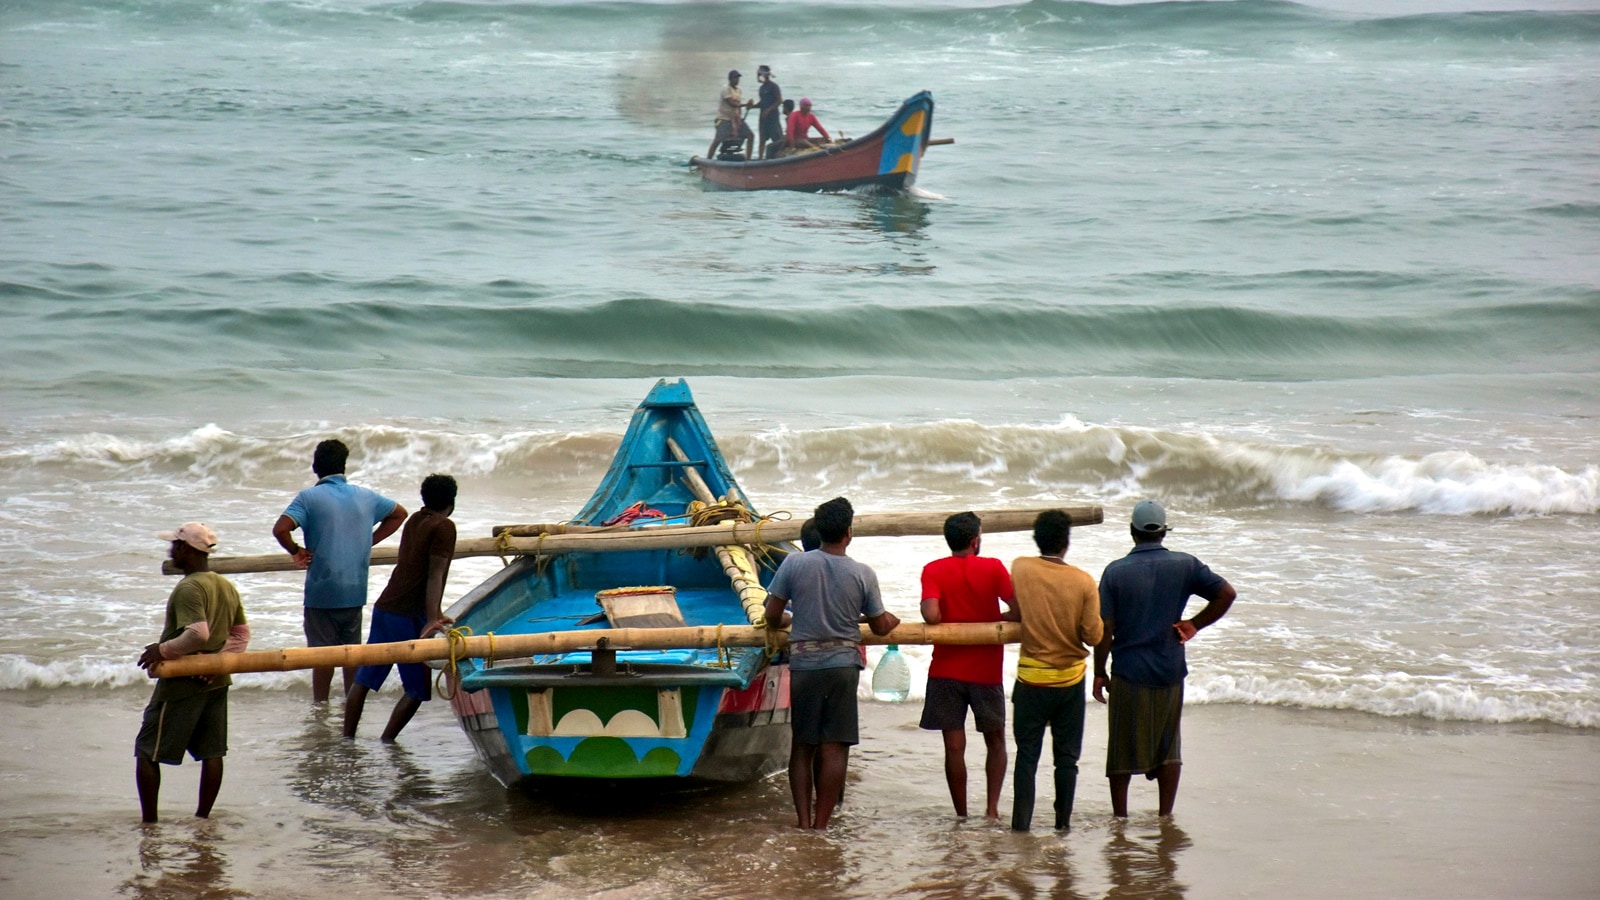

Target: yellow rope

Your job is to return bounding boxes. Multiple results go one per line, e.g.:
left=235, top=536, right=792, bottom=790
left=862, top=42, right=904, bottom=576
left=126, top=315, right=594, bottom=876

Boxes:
left=494, top=530, right=517, bottom=567
left=435, top=625, right=473, bottom=700
left=531, top=532, right=553, bottom=577
left=435, top=625, right=499, bottom=699
left=763, top=623, right=787, bottom=663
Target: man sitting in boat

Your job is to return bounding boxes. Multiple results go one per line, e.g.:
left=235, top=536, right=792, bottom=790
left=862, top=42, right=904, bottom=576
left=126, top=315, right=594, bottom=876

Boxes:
left=786, top=97, right=831, bottom=152
left=707, top=69, right=756, bottom=160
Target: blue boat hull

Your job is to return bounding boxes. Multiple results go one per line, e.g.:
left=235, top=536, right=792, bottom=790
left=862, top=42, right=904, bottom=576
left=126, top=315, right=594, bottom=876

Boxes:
left=443, top=380, right=793, bottom=788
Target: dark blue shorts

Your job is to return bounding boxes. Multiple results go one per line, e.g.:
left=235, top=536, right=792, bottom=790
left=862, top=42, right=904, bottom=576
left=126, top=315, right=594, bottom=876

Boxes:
left=304, top=605, right=363, bottom=648
left=790, top=666, right=860, bottom=746
left=919, top=676, right=1007, bottom=733
left=354, top=608, right=432, bottom=701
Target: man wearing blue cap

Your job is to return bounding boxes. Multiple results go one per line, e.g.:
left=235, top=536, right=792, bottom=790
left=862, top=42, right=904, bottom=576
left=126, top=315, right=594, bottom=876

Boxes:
left=1093, top=500, right=1236, bottom=818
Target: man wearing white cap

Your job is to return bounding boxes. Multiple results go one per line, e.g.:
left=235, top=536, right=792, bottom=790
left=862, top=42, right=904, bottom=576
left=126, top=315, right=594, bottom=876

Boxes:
left=1092, top=500, right=1235, bottom=818
left=135, top=523, right=251, bottom=823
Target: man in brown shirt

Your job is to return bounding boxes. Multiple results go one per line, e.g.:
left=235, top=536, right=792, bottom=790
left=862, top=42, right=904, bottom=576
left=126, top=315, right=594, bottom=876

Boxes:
left=1008, top=509, right=1103, bottom=831
left=343, top=474, right=457, bottom=742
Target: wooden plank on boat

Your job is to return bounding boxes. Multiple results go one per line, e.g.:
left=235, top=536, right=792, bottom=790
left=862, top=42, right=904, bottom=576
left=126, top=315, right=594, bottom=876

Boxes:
left=162, top=505, right=1103, bottom=575
left=147, top=621, right=1020, bottom=678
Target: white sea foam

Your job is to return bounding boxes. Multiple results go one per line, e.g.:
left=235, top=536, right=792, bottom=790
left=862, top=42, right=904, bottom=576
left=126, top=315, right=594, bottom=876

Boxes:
left=0, top=655, right=306, bottom=692
left=1280, top=452, right=1600, bottom=516
left=1188, top=671, right=1600, bottom=729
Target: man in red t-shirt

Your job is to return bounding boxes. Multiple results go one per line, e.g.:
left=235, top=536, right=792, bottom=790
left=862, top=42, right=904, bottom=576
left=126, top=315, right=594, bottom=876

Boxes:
left=919, top=512, right=1019, bottom=818
left=786, top=97, right=831, bottom=150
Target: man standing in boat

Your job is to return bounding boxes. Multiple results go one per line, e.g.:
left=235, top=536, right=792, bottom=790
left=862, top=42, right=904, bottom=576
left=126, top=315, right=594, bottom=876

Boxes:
left=706, top=68, right=755, bottom=160
left=765, top=496, right=900, bottom=829
left=273, top=439, right=407, bottom=703
left=1094, top=500, right=1236, bottom=818
left=918, top=512, right=1019, bottom=820
left=755, top=64, right=783, bottom=159
left=343, top=473, right=458, bottom=743
left=136, top=522, right=251, bottom=823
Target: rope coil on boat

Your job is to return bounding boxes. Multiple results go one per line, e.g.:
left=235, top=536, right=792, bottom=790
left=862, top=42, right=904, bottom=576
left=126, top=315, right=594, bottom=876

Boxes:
left=493, top=529, right=556, bottom=576
left=436, top=625, right=475, bottom=700
left=686, top=499, right=791, bottom=629
left=493, top=530, right=517, bottom=567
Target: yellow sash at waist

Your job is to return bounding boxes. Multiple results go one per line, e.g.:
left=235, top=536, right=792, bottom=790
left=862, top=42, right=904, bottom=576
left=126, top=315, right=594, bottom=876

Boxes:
left=1016, top=655, right=1087, bottom=687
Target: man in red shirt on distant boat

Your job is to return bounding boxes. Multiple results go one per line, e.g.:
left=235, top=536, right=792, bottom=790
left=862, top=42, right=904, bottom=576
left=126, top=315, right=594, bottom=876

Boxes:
left=918, top=512, right=1019, bottom=819
left=786, top=97, right=831, bottom=150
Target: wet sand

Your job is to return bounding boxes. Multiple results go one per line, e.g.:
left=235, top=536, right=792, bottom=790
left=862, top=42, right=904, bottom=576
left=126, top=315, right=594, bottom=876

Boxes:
left=2, top=687, right=1595, bottom=899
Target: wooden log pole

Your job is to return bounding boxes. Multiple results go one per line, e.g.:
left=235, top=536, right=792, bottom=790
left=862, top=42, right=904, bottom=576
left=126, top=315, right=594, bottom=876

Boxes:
left=165, top=505, right=1103, bottom=575
left=492, top=507, right=1100, bottom=539
left=147, top=621, right=1020, bottom=679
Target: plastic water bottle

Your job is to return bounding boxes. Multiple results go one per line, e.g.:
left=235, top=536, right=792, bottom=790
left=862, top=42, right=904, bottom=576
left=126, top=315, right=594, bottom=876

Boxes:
left=871, top=644, right=911, bottom=702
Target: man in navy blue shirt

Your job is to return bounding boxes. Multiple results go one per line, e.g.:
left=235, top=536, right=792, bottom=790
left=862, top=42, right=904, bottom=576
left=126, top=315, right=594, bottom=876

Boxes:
left=756, top=65, right=783, bottom=158
left=1093, top=500, right=1235, bottom=817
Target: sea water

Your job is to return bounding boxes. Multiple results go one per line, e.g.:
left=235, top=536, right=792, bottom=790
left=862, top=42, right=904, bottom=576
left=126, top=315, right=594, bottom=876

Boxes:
left=1, top=0, right=1597, bottom=894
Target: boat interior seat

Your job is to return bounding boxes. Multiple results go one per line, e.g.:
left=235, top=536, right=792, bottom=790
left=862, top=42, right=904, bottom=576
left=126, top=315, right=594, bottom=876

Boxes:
left=597, top=586, right=687, bottom=629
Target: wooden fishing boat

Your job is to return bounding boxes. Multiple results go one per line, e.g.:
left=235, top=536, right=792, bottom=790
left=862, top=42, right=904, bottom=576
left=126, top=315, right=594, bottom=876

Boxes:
left=441, top=379, right=794, bottom=789
left=691, top=91, right=936, bottom=193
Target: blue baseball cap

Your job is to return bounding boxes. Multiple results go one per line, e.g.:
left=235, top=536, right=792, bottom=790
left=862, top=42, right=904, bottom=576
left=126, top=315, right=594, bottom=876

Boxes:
left=1131, top=500, right=1169, bottom=533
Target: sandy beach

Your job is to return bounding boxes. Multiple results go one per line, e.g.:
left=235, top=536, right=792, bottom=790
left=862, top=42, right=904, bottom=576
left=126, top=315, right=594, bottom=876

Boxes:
left=3, top=687, right=1594, bottom=899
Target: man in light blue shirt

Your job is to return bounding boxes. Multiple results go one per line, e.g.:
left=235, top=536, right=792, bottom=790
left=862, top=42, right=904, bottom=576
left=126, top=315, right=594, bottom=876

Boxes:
left=273, top=439, right=406, bottom=702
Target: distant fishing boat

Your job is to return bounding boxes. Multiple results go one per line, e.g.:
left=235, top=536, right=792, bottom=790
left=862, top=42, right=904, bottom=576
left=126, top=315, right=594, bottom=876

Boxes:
left=691, top=91, right=941, bottom=192
left=441, top=380, right=794, bottom=788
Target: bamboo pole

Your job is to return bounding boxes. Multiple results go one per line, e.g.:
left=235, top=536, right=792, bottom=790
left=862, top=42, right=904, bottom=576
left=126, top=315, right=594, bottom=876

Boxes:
left=497, top=507, right=1101, bottom=539
left=147, top=621, right=1020, bottom=679
left=166, top=506, right=1103, bottom=575
left=664, top=437, right=770, bottom=627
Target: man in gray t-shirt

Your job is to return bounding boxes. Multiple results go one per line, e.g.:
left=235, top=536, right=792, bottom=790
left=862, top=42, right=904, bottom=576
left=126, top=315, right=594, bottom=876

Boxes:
left=766, top=497, right=900, bottom=829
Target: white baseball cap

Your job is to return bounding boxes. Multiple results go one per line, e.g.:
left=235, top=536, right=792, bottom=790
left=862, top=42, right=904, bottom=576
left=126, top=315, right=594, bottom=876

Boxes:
left=158, top=522, right=218, bottom=553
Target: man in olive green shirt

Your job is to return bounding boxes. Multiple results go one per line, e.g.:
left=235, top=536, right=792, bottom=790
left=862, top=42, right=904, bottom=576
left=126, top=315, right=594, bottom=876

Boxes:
left=135, top=522, right=251, bottom=823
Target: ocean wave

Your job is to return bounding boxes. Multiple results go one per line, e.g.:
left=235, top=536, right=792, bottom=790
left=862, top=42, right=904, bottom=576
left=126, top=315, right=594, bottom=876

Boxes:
left=0, top=423, right=621, bottom=487
left=17, top=1, right=1599, bottom=53
left=732, top=420, right=1600, bottom=516
left=1189, top=671, right=1600, bottom=729
left=0, top=655, right=306, bottom=691
left=6, top=418, right=1596, bottom=517
left=9, top=287, right=1598, bottom=383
